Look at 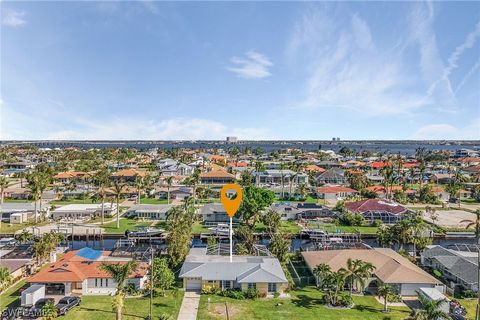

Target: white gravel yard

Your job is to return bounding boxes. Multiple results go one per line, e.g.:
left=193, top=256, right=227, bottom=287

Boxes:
left=422, top=209, right=477, bottom=228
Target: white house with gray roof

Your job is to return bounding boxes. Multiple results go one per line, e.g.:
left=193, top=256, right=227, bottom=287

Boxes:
left=179, top=248, right=288, bottom=295
left=421, top=245, right=478, bottom=292
left=126, top=204, right=174, bottom=220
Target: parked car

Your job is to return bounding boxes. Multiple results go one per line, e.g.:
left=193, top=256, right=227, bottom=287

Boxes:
left=55, top=296, right=81, bottom=315
left=25, top=298, right=55, bottom=318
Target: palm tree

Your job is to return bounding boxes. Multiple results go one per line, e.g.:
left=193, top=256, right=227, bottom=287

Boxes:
left=42, top=301, right=58, bottom=320
left=296, top=183, right=308, bottom=201
left=0, top=176, right=9, bottom=205
left=313, top=263, right=332, bottom=287
left=185, top=169, right=200, bottom=206
left=254, top=161, right=264, bottom=187
left=378, top=284, right=395, bottom=312
left=134, top=174, right=144, bottom=204
left=112, top=182, right=124, bottom=229
left=410, top=294, right=449, bottom=320
left=100, top=260, right=139, bottom=320
left=26, top=177, right=40, bottom=223
left=94, top=168, right=110, bottom=225
left=340, top=259, right=376, bottom=295
left=279, top=162, right=289, bottom=199
left=165, top=176, right=174, bottom=204
left=0, top=266, right=12, bottom=292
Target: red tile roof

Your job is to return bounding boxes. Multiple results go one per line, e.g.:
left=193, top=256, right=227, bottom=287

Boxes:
left=27, top=250, right=148, bottom=283
left=345, top=199, right=407, bottom=215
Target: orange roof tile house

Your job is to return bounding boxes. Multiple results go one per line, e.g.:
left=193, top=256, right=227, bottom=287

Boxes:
left=27, top=248, right=148, bottom=296
left=315, top=186, right=358, bottom=201
left=199, top=170, right=235, bottom=185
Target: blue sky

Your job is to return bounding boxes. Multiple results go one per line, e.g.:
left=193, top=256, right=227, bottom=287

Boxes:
left=1, top=1, right=479, bottom=140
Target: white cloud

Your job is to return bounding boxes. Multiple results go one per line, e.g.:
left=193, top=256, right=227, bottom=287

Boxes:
left=455, top=58, right=480, bottom=94
left=287, top=7, right=426, bottom=116
left=412, top=120, right=480, bottom=140
left=2, top=9, right=26, bottom=27
left=351, top=14, right=374, bottom=51
left=427, top=20, right=480, bottom=97
left=0, top=101, right=272, bottom=140
left=227, top=50, right=273, bottom=79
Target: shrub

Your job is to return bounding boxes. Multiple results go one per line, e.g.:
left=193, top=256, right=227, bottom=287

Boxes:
left=124, top=283, right=139, bottom=296
left=273, top=292, right=280, bottom=298
left=244, top=288, right=259, bottom=299
left=387, top=292, right=402, bottom=303
left=460, top=290, right=477, bottom=299
left=371, top=219, right=383, bottom=227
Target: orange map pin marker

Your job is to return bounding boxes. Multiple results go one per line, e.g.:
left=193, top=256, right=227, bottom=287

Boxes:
left=220, top=183, right=243, bottom=218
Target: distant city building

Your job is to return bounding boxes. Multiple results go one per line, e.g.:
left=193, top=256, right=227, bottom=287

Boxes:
left=226, top=136, right=238, bottom=143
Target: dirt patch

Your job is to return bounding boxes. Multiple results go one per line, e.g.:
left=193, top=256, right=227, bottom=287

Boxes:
left=208, top=302, right=242, bottom=319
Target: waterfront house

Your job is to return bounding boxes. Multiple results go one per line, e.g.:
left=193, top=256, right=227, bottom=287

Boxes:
left=179, top=247, right=288, bottom=295
left=52, top=203, right=116, bottom=220
left=199, top=170, right=235, bottom=185
left=302, top=248, right=444, bottom=296
left=198, top=203, right=240, bottom=226
left=421, top=245, right=478, bottom=293
left=110, top=168, right=147, bottom=182
left=27, top=248, right=148, bottom=295
left=315, top=186, right=358, bottom=201
left=315, top=168, right=347, bottom=185
left=344, top=198, right=411, bottom=224
left=126, top=204, right=173, bottom=220
left=270, top=202, right=334, bottom=220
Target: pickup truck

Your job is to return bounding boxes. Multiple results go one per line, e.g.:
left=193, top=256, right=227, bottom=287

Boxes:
left=55, top=296, right=81, bottom=315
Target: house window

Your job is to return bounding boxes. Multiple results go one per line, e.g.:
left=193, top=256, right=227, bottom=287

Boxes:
left=105, top=279, right=109, bottom=287
left=248, top=283, right=256, bottom=289
left=100, top=279, right=104, bottom=287
left=95, top=279, right=98, bottom=287
left=221, top=280, right=231, bottom=289
left=268, top=283, right=277, bottom=293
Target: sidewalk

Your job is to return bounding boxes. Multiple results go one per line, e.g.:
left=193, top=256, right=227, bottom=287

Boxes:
left=177, top=291, right=201, bottom=320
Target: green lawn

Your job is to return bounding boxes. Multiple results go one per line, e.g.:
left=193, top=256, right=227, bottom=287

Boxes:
left=457, top=299, right=478, bottom=320
left=3, top=199, right=31, bottom=203
left=51, top=198, right=96, bottom=205
left=61, top=290, right=184, bottom=320
left=0, top=279, right=27, bottom=311
left=138, top=198, right=169, bottom=204
left=197, top=287, right=411, bottom=320
left=254, top=221, right=301, bottom=234
left=192, top=221, right=210, bottom=234
left=0, top=220, right=50, bottom=235
left=102, top=218, right=152, bottom=234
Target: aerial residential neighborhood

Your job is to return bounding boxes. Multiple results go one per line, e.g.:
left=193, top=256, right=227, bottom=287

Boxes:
left=0, top=142, right=479, bottom=320
left=1, top=0, right=479, bottom=319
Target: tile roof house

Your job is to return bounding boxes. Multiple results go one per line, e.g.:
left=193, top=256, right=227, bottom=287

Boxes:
left=302, top=248, right=444, bottom=296
left=110, top=168, right=147, bottom=182
left=199, top=170, right=235, bottom=185
left=179, top=248, right=288, bottom=295
left=27, top=248, right=148, bottom=296
left=315, top=168, right=347, bottom=185
left=421, top=245, right=478, bottom=292
left=344, top=199, right=411, bottom=224
left=315, top=186, right=358, bottom=201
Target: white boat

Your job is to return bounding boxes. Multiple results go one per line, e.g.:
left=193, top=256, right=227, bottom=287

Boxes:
left=301, top=229, right=327, bottom=239
left=208, top=223, right=232, bottom=237
left=127, top=227, right=165, bottom=238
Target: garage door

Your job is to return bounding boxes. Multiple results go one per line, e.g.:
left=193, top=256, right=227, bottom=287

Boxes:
left=401, top=283, right=430, bottom=296
left=186, top=278, right=202, bottom=291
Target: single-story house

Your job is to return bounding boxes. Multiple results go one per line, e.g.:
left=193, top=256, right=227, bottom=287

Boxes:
left=126, top=204, right=173, bottom=220
left=52, top=203, right=117, bottom=220
left=179, top=247, right=288, bottom=295
left=256, top=170, right=308, bottom=186
left=199, top=170, right=236, bottom=185
left=53, top=171, right=91, bottom=184
left=156, top=187, right=193, bottom=200
left=344, top=199, right=411, bottom=224
left=0, top=202, right=40, bottom=223
left=430, top=173, right=453, bottom=185
left=315, top=186, right=358, bottom=201
left=0, top=258, right=31, bottom=279
left=270, top=203, right=335, bottom=220
left=198, top=203, right=240, bottom=226
left=27, top=247, right=148, bottom=295
left=110, top=168, right=147, bottom=182
left=421, top=245, right=478, bottom=292
left=302, top=248, right=444, bottom=296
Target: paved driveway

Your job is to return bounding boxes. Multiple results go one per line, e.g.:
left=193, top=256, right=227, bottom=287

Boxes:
left=177, top=291, right=201, bottom=320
